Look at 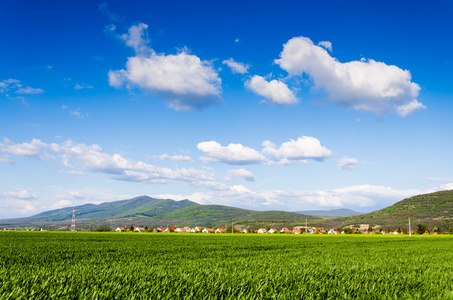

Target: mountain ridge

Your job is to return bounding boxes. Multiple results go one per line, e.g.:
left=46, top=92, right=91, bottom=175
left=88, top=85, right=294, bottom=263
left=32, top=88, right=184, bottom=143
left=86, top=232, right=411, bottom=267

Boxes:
left=311, top=190, right=453, bottom=230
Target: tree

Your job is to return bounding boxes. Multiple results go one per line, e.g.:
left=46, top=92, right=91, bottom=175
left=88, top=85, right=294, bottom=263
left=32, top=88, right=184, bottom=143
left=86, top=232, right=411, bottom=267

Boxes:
left=417, top=224, right=429, bottom=234
left=343, top=227, right=354, bottom=234
left=95, top=225, right=112, bottom=232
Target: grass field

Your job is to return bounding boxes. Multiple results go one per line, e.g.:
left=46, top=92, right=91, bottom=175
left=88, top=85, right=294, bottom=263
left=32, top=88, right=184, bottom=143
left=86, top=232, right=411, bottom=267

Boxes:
left=1, top=232, right=453, bottom=299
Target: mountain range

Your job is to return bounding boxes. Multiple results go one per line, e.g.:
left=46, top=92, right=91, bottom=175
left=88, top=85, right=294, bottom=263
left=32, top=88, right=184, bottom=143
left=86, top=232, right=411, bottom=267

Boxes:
left=0, top=196, right=318, bottom=230
left=295, top=208, right=363, bottom=218
left=312, top=190, right=453, bottom=230
left=1, top=190, right=452, bottom=230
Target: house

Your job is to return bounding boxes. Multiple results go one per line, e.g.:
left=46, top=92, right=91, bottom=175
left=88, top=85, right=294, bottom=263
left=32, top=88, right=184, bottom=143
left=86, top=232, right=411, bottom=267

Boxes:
left=257, top=228, right=267, bottom=234
left=242, top=229, right=248, bottom=234
left=193, top=226, right=203, bottom=232
left=171, top=226, right=178, bottom=231
left=327, top=229, right=337, bottom=234
left=280, top=227, right=290, bottom=234
left=115, top=227, right=125, bottom=232
left=133, top=227, right=145, bottom=232
left=202, top=228, right=214, bottom=233
left=175, top=228, right=187, bottom=233
left=215, top=228, right=225, bottom=233
left=292, top=228, right=300, bottom=234
left=268, top=228, right=278, bottom=234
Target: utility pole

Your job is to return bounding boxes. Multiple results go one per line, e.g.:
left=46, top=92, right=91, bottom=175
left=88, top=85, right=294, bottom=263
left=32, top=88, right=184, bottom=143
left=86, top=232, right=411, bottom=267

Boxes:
left=306, top=218, right=308, bottom=234
left=409, top=217, right=411, bottom=237
left=71, top=202, right=76, bottom=231
left=232, top=219, right=234, bottom=236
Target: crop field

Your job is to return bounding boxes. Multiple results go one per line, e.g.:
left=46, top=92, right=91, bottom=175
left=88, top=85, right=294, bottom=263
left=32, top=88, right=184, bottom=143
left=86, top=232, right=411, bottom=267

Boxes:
left=1, top=232, right=453, bottom=299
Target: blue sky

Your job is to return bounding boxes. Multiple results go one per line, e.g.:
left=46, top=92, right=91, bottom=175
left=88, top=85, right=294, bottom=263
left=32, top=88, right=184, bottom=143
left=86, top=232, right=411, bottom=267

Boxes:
left=1, top=0, right=452, bottom=218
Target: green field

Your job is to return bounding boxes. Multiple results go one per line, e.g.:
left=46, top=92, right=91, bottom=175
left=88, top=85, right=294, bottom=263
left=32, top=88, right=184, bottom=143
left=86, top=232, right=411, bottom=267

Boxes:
left=1, top=232, right=453, bottom=299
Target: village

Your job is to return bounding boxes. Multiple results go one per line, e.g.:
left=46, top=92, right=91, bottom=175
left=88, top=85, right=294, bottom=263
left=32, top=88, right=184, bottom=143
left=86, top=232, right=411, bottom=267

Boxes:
left=114, top=224, right=418, bottom=235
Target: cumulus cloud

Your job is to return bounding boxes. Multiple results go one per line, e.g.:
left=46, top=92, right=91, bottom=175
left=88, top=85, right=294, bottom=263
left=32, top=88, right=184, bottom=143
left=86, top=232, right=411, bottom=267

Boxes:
left=275, top=36, right=424, bottom=116
left=245, top=75, right=298, bottom=106
left=225, top=168, right=256, bottom=182
left=198, top=136, right=331, bottom=166
left=338, top=156, right=359, bottom=170
left=108, top=23, right=222, bottom=111
left=153, top=153, right=192, bottom=162
left=262, top=136, right=332, bottom=163
left=0, top=138, right=48, bottom=159
left=222, top=58, right=249, bottom=74
left=197, top=141, right=266, bottom=165
left=153, top=183, right=427, bottom=212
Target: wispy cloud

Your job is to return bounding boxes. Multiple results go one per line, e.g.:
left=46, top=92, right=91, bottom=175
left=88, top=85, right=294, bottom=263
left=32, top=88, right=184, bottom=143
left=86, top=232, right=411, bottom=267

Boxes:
left=61, top=105, right=88, bottom=119
left=0, top=138, right=214, bottom=185
left=74, top=83, right=93, bottom=90
left=222, top=58, right=249, bottom=74
left=338, top=156, right=359, bottom=170
left=153, top=153, right=193, bottom=162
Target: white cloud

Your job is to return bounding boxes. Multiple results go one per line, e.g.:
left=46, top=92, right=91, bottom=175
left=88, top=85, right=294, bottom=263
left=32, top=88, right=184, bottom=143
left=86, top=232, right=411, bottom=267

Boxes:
left=0, top=138, right=214, bottom=185
left=0, top=189, right=38, bottom=218
left=99, top=2, right=123, bottom=23
left=338, top=156, right=358, bottom=170
left=197, top=141, right=265, bottom=165
left=225, top=168, right=256, bottom=182
left=1, top=79, right=44, bottom=96
left=2, top=189, right=37, bottom=200
left=262, top=136, right=332, bottom=162
left=74, top=83, right=94, bottom=90
left=265, top=158, right=308, bottom=166
left=61, top=105, right=88, bottom=119
left=15, top=86, right=44, bottom=95
left=198, top=136, right=331, bottom=166
left=245, top=75, right=298, bottom=106
left=120, top=22, right=150, bottom=56
left=275, top=36, right=424, bottom=116
left=222, top=58, right=249, bottom=74
left=156, top=183, right=430, bottom=212
left=318, top=41, right=332, bottom=52
left=0, top=79, right=21, bottom=93
left=0, top=138, right=48, bottom=159
left=153, top=153, right=192, bottom=162
left=109, top=23, right=222, bottom=111
left=396, top=100, right=426, bottom=117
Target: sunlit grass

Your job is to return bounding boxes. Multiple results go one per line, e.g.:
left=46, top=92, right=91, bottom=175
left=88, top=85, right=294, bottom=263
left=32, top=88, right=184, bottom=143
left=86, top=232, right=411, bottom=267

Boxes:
left=1, top=232, right=452, bottom=299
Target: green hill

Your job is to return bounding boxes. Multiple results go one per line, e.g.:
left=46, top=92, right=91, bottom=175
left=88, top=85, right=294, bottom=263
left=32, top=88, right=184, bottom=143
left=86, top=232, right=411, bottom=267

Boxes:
left=0, top=196, right=317, bottom=230
left=295, top=208, right=363, bottom=218
left=149, top=205, right=318, bottom=228
left=18, top=196, right=198, bottom=222
left=312, top=190, right=453, bottom=230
